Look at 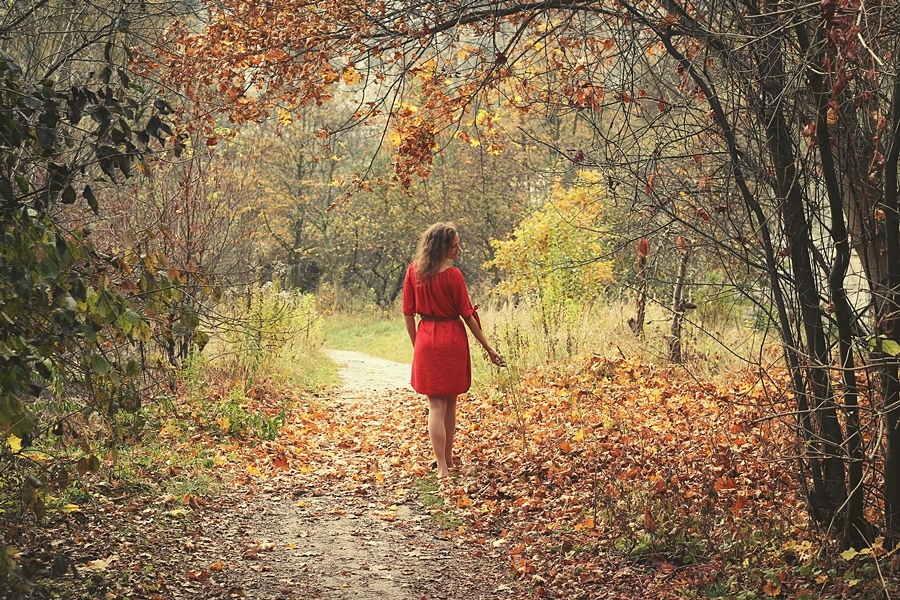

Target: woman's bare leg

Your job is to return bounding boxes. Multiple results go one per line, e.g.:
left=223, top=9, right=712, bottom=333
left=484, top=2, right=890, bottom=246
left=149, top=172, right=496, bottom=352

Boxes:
left=445, top=396, right=457, bottom=469
left=428, top=396, right=451, bottom=478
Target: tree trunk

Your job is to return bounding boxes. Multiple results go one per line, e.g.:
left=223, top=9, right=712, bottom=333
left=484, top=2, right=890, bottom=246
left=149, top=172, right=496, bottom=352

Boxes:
left=669, top=239, right=691, bottom=363
left=629, top=238, right=649, bottom=335
left=759, top=18, right=847, bottom=525
left=809, top=50, right=866, bottom=545
left=881, top=75, right=900, bottom=537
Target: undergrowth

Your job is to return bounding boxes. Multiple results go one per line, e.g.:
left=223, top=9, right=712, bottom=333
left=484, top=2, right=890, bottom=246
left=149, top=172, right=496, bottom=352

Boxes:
left=1, top=283, right=336, bottom=597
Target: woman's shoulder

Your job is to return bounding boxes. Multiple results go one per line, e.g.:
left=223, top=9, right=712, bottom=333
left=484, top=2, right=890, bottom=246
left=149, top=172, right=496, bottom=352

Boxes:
left=445, top=266, right=468, bottom=283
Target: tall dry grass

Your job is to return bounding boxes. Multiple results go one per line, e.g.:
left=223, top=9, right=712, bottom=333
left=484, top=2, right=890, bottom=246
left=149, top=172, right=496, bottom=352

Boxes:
left=472, top=295, right=779, bottom=388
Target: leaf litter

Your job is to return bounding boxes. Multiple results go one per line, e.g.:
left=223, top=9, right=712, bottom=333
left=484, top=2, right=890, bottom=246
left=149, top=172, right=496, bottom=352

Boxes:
left=4, top=350, right=874, bottom=599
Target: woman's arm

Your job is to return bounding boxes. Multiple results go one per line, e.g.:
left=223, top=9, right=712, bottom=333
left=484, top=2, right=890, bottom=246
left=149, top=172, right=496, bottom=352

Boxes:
left=463, top=314, right=504, bottom=366
left=405, top=314, right=417, bottom=347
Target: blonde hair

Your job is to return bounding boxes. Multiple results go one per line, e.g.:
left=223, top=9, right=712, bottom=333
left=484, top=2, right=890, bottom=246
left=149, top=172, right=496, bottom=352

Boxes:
left=413, top=222, right=457, bottom=282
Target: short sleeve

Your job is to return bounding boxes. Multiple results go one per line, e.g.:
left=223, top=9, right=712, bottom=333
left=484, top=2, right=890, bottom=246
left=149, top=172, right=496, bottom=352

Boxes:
left=402, top=264, right=416, bottom=316
left=451, top=268, right=475, bottom=318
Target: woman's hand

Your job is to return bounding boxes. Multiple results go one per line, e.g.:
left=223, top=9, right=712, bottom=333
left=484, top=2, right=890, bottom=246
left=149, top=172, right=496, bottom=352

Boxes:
left=486, top=347, right=506, bottom=367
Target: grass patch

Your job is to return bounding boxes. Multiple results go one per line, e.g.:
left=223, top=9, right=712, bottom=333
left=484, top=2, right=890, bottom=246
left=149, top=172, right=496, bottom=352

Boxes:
left=415, top=473, right=465, bottom=529
left=287, top=348, right=340, bottom=390
left=415, top=473, right=443, bottom=510
left=324, top=312, right=412, bottom=363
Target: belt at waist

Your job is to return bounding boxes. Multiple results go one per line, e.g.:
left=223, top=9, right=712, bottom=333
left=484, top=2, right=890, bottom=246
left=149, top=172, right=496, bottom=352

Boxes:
left=419, top=314, right=459, bottom=321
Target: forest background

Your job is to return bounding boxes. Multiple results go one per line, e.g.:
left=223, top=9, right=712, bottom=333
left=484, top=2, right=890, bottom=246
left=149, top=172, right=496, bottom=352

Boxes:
left=2, top=0, right=900, bottom=598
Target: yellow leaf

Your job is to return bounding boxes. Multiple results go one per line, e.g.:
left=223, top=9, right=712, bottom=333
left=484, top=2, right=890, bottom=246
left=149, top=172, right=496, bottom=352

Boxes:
left=573, top=428, right=585, bottom=442
left=278, top=109, right=293, bottom=125
left=216, top=416, right=231, bottom=432
left=7, top=434, right=21, bottom=452
left=61, top=504, right=81, bottom=513
left=840, top=548, right=858, bottom=560
left=246, top=464, right=261, bottom=476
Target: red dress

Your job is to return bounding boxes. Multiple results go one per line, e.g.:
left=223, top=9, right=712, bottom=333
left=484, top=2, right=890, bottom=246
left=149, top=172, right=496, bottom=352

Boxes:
left=402, top=264, right=476, bottom=396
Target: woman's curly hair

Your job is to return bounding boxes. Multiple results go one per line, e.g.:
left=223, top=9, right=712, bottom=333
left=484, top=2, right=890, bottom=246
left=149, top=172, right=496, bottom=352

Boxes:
left=413, top=222, right=457, bottom=283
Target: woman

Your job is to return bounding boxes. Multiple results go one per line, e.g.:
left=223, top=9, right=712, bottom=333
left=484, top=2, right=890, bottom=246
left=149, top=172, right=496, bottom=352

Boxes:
left=402, top=222, right=504, bottom=479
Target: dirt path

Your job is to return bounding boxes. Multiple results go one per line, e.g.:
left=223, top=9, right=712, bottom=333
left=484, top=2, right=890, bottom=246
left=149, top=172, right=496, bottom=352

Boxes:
left=324, top=349, right=413, bottom=398
left=186, top=350, right=522, bottom=600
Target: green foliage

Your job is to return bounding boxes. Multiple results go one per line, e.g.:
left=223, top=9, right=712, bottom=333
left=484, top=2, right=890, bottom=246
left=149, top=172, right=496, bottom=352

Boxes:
left=0, top=46, right=177, bottom=440
left=217, top=280, right=323, bottom=382
left=0, top=12, right=200, bottom=584
left=238, top=114, right=539, bottom=305
left=208, top=387, right=285, bottom=440
left=487, top=173, right=614, bottom=307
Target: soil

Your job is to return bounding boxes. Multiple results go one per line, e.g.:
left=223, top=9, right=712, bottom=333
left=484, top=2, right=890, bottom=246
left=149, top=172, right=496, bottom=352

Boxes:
left=3, top=350, right=524, bottom=600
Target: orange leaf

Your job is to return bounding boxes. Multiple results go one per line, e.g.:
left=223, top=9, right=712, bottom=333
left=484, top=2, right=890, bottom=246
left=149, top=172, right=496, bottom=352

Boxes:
left=456, top=494, right=473, bottom=508
left=574, top=517, right=594, bottom=530
left=637, top=238, right=650, bottom=257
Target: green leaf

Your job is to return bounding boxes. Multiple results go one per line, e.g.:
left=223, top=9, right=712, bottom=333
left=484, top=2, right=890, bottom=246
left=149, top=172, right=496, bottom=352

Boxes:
left=870, top=337, right=900, bottom=356
left=83, top=185, right=98, bottom=213
left=82, top=324, right=98, bottom=344
left=132, top=320, right=151, bottom=343
left=125, top=359, right=141, bottom=378
left=61, top=185, right=76, bottom=204
left=90, top=353, right=109, bottom=375
left=882, top=339, right=900, bottom=357
left=194, top=330, right=210, bottom=351
left=94, top=290, right=118, bottom=323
